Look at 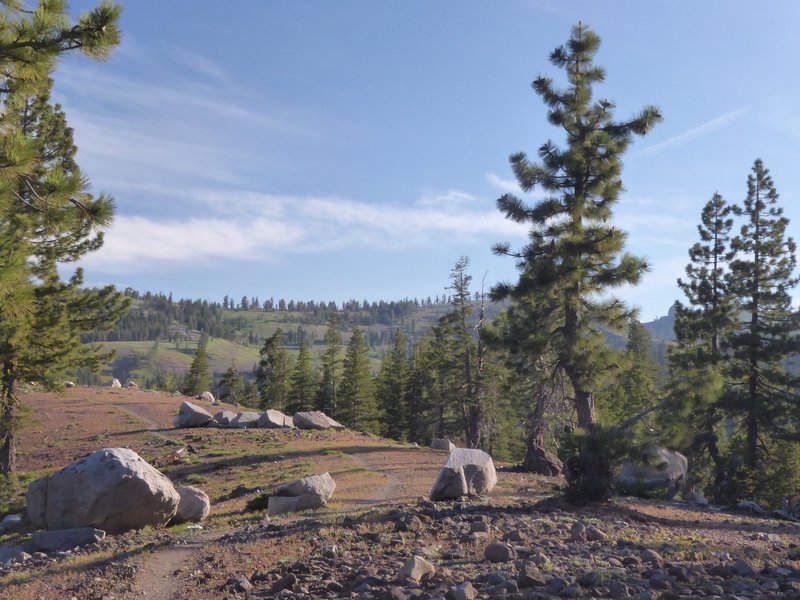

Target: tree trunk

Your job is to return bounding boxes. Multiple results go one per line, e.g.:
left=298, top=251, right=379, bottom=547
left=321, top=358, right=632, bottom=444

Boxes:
left=574, top=388, right=596, bottom=430
left=0, top=357, right=19, bottom=474
left=467, top=401, right=481, bottom=449
left=522, top=389, right=562, bottom=476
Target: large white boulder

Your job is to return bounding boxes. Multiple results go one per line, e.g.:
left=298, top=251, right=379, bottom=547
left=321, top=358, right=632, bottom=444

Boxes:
left=213, top=410, right=237, bottom=427
left=173, top=401, right=214, bottom=428
left=431, top=438, right=456, bottom=452
left=257, top=409, right=293, bottom=429
left=110, top=378, right=122, bottom=389
left=197, top=391, right=216, bottom=404
left=617, top=447, right=688, bottom=499
left=293, top=411, right=332, bottom=430
left=268, top=472, right=336, bottom=515
left=230, top=411, right=260, bottom=428
left=172, top=485, right=210, bottom=523
left=430, top=448, right=497, bottom=501
left=26, top=448, right=180, bottom=534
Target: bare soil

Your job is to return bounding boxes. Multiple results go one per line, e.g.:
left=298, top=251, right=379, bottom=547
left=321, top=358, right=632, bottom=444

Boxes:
left=1, top=387, right=798, bottom=600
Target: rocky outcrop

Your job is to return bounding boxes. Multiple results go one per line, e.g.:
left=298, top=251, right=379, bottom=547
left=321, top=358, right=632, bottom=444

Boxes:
left=267, top=472, right=336, bottom=515
left=172, top=485, right=210, bottom=524
left=173, top=401, right=214, bottom=428
left=110, top=378, right=122, bottom=389
left=26, top=448, right=180, bottom=534
left=617, top=447, right=688, bottom=499
left=430, top=448, right=497, bottom=501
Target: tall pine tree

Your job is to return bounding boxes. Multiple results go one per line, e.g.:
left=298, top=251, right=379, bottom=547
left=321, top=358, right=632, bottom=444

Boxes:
left=726, top=159, right=800, bottom=472
left=491, top=23, right=661, bottom=429
left=182, top=336, right=211, bottom=397
left=316, top=315, right=342, bottom=416
left=287, top=342, right=316, bottom=413
left=340, top=328, right=378, bottom=433
left=376, top=330, right=408, bottom=440
left=256, top=328, right=292, bottom=410
left=0, top=1, right=125, bottom=473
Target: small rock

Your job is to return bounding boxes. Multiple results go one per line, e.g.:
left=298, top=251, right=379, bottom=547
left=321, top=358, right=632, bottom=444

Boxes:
left=484, top=542, right=516, bottom=563
left=517, top=560, right=547, bottom=587
left=570, top=522, right=586, bottom=542
left=576, top=570, right=604, bottom=587
left=640, top=548, right=664, bottom=567
left=399, top=555, right=436, bottom=583
left=731, top=558, right=756, bottom=577
left=585, top=525, right=606, bottom=542
left=446, top=581, right=477, bottom=600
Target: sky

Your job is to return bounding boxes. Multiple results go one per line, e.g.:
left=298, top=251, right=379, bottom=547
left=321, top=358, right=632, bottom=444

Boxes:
left=52, top=1, right=800, bottom=321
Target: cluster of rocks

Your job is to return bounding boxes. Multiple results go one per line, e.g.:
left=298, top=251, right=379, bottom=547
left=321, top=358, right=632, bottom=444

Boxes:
left=0, top=447, right=210, bottom=567
left=107, top=378, right=139, bottom=389
left=174, top=401, right=345, bottom=431
left=213, top=499, right=800, bottom=600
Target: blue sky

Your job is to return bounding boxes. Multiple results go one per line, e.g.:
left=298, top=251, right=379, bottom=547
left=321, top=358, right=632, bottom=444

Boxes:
left=55, top=1, right=800, bottom=321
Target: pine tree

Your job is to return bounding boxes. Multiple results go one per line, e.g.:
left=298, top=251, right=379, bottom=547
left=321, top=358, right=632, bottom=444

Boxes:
left=340, top=328, right=378, bottom=433
left=376, top=330, right=408, bottom=440
left=219, top=363, right=246, bottom=405
left=599, top=321, right=659, bottom=424
left=665, top=192, right=736, bottom=498
left=182, top=336, right=211, bottom=397
left=316, top=315, right=342, bottom=416
left=287, top=342, right=316, bottom=413
left=256, top=328, right=292, bottom=410
left=726, top=159, right=800, bottom=472
left=491, top=23, right=661, bottom=429
left=0, top=2, right=125, bottom=473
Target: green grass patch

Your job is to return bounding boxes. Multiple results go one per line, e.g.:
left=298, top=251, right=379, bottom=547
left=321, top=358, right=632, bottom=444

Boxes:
left=184, top=473, right=209, bottom=485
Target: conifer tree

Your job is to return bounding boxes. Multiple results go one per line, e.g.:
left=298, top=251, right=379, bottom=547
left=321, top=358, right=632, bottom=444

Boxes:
left=726, top=159, right=800, bottom=471
left=182, top=336, right=211, bottom=397
left=219, top=363, right=246, bottom=405
left=287, top=342, right=316, bottom=413
left=0, top=1, right=125, bottom=473
left=256, top=328, right=292, bottom=410
left=376, top=330, right=408, bottom=440
left=339, top=328, right=378, bottom=432
left=665, top=192, right=736, bottom=497
left=491, top=23, right=661, bottom=429
left=316, top=315, right=342, bottom=416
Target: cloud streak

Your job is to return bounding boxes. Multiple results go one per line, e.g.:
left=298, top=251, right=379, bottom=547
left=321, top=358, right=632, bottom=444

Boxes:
left=80, top=189, right=528, bottom=273
left=635, top=107, right=750, bottom=157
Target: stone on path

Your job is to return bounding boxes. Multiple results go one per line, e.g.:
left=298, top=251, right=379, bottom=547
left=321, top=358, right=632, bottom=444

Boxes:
left=172, top=485, right=211, bottom=523
left=430, top=448, right=497, bottom=501
left=267, top=472, right=336, bottom=516
left=26, top=447, right=180, bottom=534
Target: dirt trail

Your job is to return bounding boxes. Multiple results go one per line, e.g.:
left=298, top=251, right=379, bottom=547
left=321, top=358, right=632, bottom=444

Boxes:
left=130, top=531, right=225, bottom=600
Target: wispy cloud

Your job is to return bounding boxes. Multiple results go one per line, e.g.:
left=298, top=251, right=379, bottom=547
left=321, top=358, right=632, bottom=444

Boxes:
left=635, top=107, right=750, bottom=157
left=80, top=189, right=528, bottom=273
left=486, top=172, right=522, bottom=194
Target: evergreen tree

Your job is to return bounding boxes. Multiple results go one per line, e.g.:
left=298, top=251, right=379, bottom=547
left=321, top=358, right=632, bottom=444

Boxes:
left=256, top=328, right=292, bottom=410
left=316, top=315, right=342, bottom=415
left=287, top=342, right=316, bottom=413
left=491, top=23, right=661, bottom=429
left=665, top=192, right=736, bottom=498
left=726, top=159, right=800, bottom=472
left=599, top=321, right=659, bottom=424
left=376, top=330, right=408, bottom=440
left=182, top=336, right=211, bottom=397
left=340, top=328, right=378, bottom=432
left=219, top=363, right=246, bottom=405
left=0, top=2, right=124, bottom=473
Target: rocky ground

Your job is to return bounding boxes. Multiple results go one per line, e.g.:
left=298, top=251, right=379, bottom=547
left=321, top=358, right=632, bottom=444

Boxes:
left=1, top=388, right=799, bottom=600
